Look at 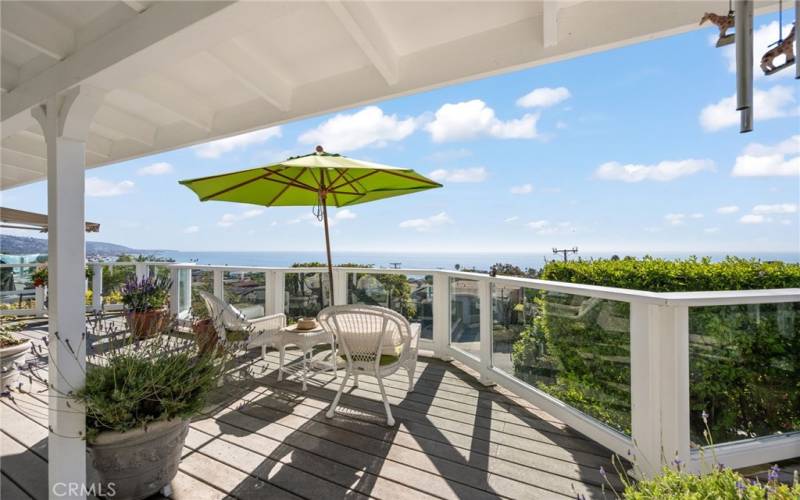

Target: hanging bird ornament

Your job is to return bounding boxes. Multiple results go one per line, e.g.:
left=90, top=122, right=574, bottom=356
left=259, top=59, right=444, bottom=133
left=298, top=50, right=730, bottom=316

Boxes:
left=761, top=23, right=796, bottom=75
left=700, top=9, right=736, bottom=47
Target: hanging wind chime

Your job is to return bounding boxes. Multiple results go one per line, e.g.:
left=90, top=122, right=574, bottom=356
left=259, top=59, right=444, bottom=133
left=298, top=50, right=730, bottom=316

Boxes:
left=760, top=0, right=796, bottom=75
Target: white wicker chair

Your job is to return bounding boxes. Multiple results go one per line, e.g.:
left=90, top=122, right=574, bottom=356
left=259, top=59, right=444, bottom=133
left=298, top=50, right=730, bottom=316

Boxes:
left=318, top=305, right=419, bottom=426
left=197, top=290, right=286, bottom=358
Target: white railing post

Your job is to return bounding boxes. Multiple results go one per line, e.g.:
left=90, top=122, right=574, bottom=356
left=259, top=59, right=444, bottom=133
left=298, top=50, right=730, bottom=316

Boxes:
left=169, top=266, right=180, bottom=316
left=478, top=278, right=495, bottom=385
left=631, top=302, right=690, bottom=478
left=270, top=270, right=285, bottom=315
left=182, top=268, right=192, bottom=315
left=35, top=285, right=46, bottom=317
left=134, top=262, right=148, bottom=281
left=432, top=272, right=452, bottom=361
left=333, top=268, right=347, bottom=306
left=91, top=263, right=103, bottom=313
left=212, top=269, right=224, bottom=299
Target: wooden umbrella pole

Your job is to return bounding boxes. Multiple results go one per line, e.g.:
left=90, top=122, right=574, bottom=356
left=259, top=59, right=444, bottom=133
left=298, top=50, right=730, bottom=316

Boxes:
left=321, top=194, right=335, bottom=306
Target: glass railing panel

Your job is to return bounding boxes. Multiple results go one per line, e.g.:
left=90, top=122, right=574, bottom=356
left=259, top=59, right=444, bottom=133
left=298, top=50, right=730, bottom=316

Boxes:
left=223, top=271, right=266, bottom=319
left=450, top=277, right=481, bottom=357
left=0, top=265, right=37, bottom=311
left=189, top=270, right=214, bottom=319
left=346, top=272, right=434, bottom=339
left=101, top=264, right=136, bottom=306
left=497, top=287, right=632, bottom=435
left=284, top=272, right=330, bottom=320
left=689, top=302, right=799, bottom=446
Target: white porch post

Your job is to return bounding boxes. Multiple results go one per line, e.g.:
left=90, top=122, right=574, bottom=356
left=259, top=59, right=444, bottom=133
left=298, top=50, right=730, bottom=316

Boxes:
left=33, top=86, right=104, bottom=500
left=268, top=270, right=285, bottom=316
left=432, top=272, right=452, bottom=361
left=332, top=268, right=347, bottom=306
left=169, top=265, right=181, bottom=316
left=134, top=262, right=149, bottom=281
left=35, top=285, right=46, bottom=317
left=212, top=269, right=224, bottom=299
left=477, top=279, right=495, bottom=385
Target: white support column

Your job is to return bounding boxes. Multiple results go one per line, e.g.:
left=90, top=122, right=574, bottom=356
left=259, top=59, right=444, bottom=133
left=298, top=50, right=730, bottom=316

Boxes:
left=35, top=285, right=46, bottom=317
left=332, top=268, right=347, bottom=306
left=269, top=270, right=285, bottom=316
left=181, top=268, right=192, bottom=315
left=478, top=279, right=495, bottom=385
left=212, top=269, right=224, bottom=299
left=32, top=85, right=104, bottom=500
left=91, top=264, right=102, bottom=313
left=432, top=272, right=452, bottom=361
left=630, top=302, right=690, bottom=478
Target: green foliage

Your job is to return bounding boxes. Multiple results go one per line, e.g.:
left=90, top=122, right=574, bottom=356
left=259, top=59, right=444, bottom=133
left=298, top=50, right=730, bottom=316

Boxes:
left=75, top=329, right=227, bottom=442
left=0, top=321, right=25, bottom=348
left=623, top=466, right=800, bottom=499
left=511, top=257, right=800, bottom=441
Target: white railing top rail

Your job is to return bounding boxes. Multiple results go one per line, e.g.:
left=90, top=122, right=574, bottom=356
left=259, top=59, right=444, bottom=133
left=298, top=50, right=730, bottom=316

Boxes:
left=167, top=263, right=800, bottom=307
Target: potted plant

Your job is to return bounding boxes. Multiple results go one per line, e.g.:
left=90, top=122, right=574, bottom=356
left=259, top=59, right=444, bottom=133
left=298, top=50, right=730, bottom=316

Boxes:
left=0, top=322, right=31, bottom=391
left=31, top=266, right=47, bottom=288
left=67, top=323, right=228, bottom=500
left=122, top=275, right=171, bottom=338
left=191, top=294, right=218, bottom=355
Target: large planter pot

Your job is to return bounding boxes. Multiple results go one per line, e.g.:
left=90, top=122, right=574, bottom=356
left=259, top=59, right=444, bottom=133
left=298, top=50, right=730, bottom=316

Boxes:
left=1, top=340, right=31, bottom=390
left=126, top=308, right=168, bottom=338
left=88, top=419, right=189, bottom=500
left=193, top=319, right=220, bottom=355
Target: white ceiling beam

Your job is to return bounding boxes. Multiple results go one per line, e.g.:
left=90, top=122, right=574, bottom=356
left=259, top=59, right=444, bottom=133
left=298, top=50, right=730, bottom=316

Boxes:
left=542, top=1, right=560, bottom=48
left=326, top=1, right=399, bottom=86
left=92, top=105, right=158, bottom=146
left=208, top=39, right=292, bottom=112
left=1, top=60, right=19, bottom=93
left=121, top=1, right=148, bottom=14
left=1, top=1, right=243, bottom=124
left=18, top=129, right=112, bottom=159
left=1, top=148, right=46, bottom=173
left=1, top=2, right=74, bottom=60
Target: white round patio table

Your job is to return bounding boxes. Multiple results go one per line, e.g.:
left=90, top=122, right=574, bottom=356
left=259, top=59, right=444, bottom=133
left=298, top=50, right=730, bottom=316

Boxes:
left=273, top=323, right=337, bottom=391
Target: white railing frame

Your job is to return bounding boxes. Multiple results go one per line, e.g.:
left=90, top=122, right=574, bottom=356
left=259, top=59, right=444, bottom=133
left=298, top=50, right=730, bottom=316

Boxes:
left=6, top=261, right=797, bottom=475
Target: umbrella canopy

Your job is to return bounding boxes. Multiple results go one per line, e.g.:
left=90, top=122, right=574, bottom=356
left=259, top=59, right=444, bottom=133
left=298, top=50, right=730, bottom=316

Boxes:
left=179, top=146, right=442, bottom=306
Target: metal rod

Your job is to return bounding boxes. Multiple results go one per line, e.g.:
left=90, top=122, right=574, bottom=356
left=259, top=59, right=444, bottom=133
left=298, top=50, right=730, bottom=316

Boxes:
left=796, top=1, right=799, bottom=79
left=735, top=0, right=754, bottom=132
left=321, top=194, right=335, bottom=307
left=740, top=107, right=753, bottom=133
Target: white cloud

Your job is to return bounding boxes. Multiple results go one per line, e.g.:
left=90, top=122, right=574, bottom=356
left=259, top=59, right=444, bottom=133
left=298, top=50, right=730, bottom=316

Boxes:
left=555, top=121, right=568, bottom=130
left=137, top=162, right=173, bottom=176
left=425, top=100, right=539, bottom=142
left=704, top=227, right=720, bottom=234
left=510, top=183, right=533, bottom=195
left=716, top=205, right=740, bottom=214
left=526, top=219, right=574, bottom=235
left=334, top=208, right=357, bottom=220
left=183, top=225, right=199, bottom=234
left=699, top=85, right=799, bottom=132
left=288, top=209, right=356, bottom=227
left=399, top=212, right=453, bottom=232
left=752, top=203, right=797, bottom=215
left=516, top=87, right=571, bottom=108
left=732, top=135, right=800, bottom=177
left=665, top=213, right=687, bottom=226
left=720, top=21, right=796, bottom=80
left=428, top=167, right=487, bottom=183
left=299, top=106, right=416, bottom=152
left=689, top=213, right=704, bottom=219
left=739, top=214, right=767, bottom=224
left=218, top=208, right=264, bottom=227
left=594, top=159, right=715, bottom=182
left=504, top=216, right=519, bottom=223
left=195, top=127, right=282, bottom=158
left=85, top=177, right=134, bottom=197
left=527, top=220, right=549, bottom=230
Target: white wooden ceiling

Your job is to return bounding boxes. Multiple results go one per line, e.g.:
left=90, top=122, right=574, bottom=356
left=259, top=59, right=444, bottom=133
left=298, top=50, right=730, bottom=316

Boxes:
left=0, top=1, right=780, bottom=189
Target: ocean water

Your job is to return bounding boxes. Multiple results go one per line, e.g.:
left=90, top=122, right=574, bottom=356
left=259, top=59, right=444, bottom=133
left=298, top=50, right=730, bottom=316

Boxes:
left=152, top=250, right=800, bottom=270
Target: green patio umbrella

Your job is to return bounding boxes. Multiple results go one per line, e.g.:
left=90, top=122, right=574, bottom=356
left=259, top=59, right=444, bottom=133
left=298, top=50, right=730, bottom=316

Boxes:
left=179, top=146, right=442, bottom=304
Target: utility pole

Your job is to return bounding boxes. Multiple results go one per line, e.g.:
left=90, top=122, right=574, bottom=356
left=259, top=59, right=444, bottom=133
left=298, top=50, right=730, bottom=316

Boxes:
left=389, top=262, right=401, bottom=269
left=552, top=246, right=578, bottom=262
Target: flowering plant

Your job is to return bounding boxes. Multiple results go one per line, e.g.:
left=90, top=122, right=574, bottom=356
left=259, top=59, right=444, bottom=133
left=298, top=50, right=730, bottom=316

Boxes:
left=31, top=266, right=47, bottom=288
left=120, top=275, right=171, bottom=312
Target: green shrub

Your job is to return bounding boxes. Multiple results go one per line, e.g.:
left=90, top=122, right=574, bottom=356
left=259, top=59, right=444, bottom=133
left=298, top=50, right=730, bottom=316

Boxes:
left=622, top=465, right=800, bottom=499
left=511, top=257, right=800, bottom=442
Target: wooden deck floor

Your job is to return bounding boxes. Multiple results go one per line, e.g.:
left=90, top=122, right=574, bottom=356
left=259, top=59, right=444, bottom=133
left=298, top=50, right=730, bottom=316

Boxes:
left=2, top=320, right=623, bottom=499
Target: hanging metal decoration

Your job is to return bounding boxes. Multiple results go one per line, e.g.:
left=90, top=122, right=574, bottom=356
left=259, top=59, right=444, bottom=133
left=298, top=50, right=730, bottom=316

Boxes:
left=760, top=2, right=796, bottom=75
left=700, top=2, right=736, bottom=47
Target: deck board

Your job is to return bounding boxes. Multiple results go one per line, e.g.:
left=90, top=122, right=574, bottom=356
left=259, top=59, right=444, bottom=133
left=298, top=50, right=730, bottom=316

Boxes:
left=1, top=323, right=622, bottom=499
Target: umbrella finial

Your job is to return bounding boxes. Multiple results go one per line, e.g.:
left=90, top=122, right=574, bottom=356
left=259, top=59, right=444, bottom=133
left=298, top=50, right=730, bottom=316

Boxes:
left=315, top=145, right=324, bottom=154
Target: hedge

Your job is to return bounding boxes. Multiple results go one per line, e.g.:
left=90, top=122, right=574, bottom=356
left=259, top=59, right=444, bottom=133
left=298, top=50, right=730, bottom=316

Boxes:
left=511, top=257, right=800, bottom=443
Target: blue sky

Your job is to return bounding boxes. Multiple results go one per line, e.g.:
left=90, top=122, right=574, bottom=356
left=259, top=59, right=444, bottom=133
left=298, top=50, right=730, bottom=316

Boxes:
left=2, top=12, right=799, bottom=255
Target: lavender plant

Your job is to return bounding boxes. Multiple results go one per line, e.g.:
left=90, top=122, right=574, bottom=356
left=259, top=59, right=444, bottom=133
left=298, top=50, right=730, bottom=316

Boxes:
left=121, top=275, right=171, bottom=312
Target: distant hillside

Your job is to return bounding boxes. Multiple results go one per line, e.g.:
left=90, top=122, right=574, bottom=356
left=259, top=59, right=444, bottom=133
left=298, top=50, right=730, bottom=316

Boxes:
left=0, top=235, right=138, bottom=257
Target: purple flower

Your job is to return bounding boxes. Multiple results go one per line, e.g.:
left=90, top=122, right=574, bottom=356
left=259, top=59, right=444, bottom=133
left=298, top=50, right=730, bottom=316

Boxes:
left=735, top=481, right=745, bottom=491
left=767, top=464, right=779, bottom=481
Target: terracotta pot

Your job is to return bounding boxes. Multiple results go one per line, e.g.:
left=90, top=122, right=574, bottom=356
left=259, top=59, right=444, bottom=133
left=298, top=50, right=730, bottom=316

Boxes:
left=88, top=419, right=189, bottom=500
left=126, top=309, right=168, bottom=339
left=0, top=340, right=31, bottom=391
left=193, top=319, right=220, bottom=355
